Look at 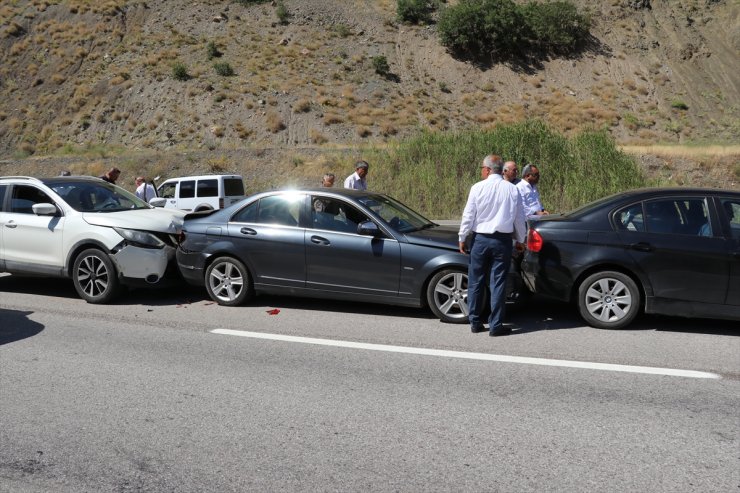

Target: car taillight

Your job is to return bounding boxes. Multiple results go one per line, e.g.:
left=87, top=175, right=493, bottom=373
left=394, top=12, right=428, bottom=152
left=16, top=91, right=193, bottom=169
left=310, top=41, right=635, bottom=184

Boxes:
left=527, top=229, right=543, bottom=252
left=177, top=231, right=186, bottom=245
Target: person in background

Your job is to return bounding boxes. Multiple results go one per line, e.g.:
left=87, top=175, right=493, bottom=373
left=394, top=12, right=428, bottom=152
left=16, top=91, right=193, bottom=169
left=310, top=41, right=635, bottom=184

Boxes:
left=60, top=170, right=71, bottom=176
left=343, top=161, right=369, bottom=190
left=458, top=154, right=526, bottom=337
left=503, top=161, right=520, bottom=184
left=135, top=176, right=156, bottom=203
left=99, top=167, right=121, bottom=184
left=321, top=173, right=335, bottom=187
left=516, top=164, right=549, bottom=219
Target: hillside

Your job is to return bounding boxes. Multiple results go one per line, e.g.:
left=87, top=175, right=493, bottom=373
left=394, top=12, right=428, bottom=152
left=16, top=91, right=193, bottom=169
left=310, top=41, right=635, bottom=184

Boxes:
left=0, top=0, right=738, bottom=189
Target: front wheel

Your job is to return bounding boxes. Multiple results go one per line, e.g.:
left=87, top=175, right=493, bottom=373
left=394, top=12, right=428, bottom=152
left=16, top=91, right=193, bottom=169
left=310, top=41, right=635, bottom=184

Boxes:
left=72, top=248, right=121, bottom=304
left=426, top=269, right=469, bottom=324
left=205, top=256, right=252, bottom=306
left=577, top=271, right=640, bottom=329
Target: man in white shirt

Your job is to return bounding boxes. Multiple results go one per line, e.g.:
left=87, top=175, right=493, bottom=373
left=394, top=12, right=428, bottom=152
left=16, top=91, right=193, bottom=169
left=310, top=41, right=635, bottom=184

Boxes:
left=135, top=176, right=157, bottom=203
left=343, top=161, right=369, bottom=190
left=516, top=164, right=549, bottom=218
left=503, top=160, right=520, bottom=184
left=458, top=155, right=526, bottom=336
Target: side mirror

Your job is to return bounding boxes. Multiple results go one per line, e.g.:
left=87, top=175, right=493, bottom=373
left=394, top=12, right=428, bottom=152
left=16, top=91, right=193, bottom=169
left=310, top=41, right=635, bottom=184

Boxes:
left=357, top=220, right=381, bottom=237
left=32, top=203, right=58, bottom=216
left=149, top=197, right=166, bottom=208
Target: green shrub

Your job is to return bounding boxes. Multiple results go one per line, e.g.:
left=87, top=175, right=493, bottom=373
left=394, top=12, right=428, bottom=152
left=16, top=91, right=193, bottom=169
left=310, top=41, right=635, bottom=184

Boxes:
left=520, top=1, right=590, bottom=53
left=671, top=100, right=689, bottom=110
left=206, top=41, right=222, bottom=60
left=213, top=62, right=235, bottom=77
left=397, top=0, right=432, bottom=24
left=438, top=0, right=523, bottom=59
left=172, top=62, right=190, bottom=81
left=234, top=0, right=269, bottom=5
left=371, top=56, right=390, bottom=76
left=276, top=2, right=289, bottom=24
left=438, top=0, right=589, bottom=60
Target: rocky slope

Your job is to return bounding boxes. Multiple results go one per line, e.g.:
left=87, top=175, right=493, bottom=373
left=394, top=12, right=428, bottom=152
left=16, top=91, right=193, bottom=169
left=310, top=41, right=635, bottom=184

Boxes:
left=0, top=0, right=737, bottom=187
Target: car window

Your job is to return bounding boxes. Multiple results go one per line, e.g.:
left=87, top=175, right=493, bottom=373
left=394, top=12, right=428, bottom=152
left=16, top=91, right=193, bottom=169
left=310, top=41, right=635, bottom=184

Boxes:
left=232, top=201, right=258, bottom=223
left=180, top=180, right=195, bottom=199
left=224, top=178, right=244, bottom=196
left=10, top=185, right=54, bottom=214
left=197, top=179, right=218, bottom=197
left=644, top=198, right=710, bottom=236
left=257, top=195, right=300, bottom=227
left=0, top=184, right=7, bottom=211
left=720, top=199, right=740, bottom=240
left=158, top=182, right=176, bottom=199
left=311, top=196, right=369, bottom=234
left=615, top=203, right=644, bottom=232
left=48, top=181, right=146, bottom=212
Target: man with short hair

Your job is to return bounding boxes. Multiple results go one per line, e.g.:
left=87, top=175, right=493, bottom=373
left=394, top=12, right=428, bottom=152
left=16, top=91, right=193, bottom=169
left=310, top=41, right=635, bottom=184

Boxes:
left=99, top=167, right=121, bottom=185
left=459, top=154, right=526, bottom=337
left=517, top=164, right=549, bottom=218
left=503, top=160, right=520, bottom=184
left=135, top=176, right=157, bottom=203
left=343, top=161, right=369, bottom=190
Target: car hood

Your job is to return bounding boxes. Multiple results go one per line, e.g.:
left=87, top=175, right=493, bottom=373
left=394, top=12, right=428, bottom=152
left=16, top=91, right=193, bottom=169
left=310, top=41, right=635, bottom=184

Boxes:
left=83, top=208, right=186, bottom=233
left=403, top=225, right=459, bottom=250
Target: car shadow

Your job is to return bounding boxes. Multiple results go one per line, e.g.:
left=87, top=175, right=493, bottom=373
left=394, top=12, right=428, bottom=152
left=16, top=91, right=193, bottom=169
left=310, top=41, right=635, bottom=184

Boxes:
left=0, top=275, right=79, bottom=299
left=0, top=308, right=45, bottom=345
left=506, top=296, right=739, bottom=336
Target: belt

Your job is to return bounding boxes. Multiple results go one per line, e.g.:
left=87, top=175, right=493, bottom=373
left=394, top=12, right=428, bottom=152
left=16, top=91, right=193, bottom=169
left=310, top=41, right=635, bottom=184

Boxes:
left=475, top=231, right=512, bottom=238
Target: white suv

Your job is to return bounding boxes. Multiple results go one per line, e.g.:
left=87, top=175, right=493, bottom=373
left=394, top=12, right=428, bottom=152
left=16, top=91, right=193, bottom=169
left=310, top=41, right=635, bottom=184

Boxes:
left=156, top=174, right=245, bottom=212
left=0, top=176, right=185, bottom=303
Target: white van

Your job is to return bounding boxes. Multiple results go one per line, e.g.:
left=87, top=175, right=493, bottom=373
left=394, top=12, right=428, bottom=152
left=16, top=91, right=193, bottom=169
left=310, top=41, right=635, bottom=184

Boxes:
left=156, top=174, right=245, bottom=212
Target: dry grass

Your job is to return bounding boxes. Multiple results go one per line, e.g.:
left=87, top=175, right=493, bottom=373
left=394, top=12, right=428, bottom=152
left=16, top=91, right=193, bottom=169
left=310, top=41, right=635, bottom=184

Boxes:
left=620, top=145, right=740, bottom=158
left=266, top=111, right=285, bottom=133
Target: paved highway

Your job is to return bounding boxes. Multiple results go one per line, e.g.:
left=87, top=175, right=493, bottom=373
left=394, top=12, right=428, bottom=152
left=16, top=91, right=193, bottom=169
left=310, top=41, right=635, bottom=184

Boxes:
left=1, top=274, right=738, bottom=491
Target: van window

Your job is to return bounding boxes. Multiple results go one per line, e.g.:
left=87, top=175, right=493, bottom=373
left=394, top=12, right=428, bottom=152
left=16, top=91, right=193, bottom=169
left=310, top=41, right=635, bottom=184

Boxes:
left=180, top=180, right=195, bottom=199
left=0, top=184, right=7, bottom=210
left=197, top=179, right=218, bottom=197
left=159, top=182, right=176, bottom=199
left=224, top=178, right=245, bottom=196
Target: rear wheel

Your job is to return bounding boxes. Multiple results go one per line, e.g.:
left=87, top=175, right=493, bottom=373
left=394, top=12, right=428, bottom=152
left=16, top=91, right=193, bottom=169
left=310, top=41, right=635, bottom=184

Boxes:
left=577, top=271, right=640, bottom=329
left=205, top=256, right=252, bottom=306
left=72, top=248, right=121, bottom=304
left=426, top=269, right=469, bottom=324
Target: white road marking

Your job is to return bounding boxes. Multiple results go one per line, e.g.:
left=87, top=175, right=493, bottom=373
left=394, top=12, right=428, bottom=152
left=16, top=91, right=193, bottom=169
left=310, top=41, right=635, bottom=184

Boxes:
left=210, top=329, right=721, bottom=380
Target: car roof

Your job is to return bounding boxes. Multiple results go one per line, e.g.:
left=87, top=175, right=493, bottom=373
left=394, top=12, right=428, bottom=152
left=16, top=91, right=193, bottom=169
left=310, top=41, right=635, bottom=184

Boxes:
left=0, top=175, right=106, bottom=185
left=159, top=174, right=242, bottom=182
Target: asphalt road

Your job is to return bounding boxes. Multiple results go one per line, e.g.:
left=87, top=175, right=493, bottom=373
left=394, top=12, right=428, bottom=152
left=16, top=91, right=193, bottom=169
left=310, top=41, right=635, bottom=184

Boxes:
left=1, top=274, right=738, bottom=492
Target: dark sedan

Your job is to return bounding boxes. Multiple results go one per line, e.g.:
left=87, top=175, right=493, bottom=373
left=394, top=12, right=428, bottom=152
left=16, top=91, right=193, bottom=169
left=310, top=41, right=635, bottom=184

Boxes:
left=522, top=187, right=740, bottom=329
left=177, top=189, right=526, bottom=323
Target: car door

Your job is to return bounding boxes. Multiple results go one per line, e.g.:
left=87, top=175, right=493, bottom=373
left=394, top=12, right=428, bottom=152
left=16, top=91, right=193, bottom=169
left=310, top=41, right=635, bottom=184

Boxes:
left=0, top=184, right=7, bottom=270
left=305, top=194, right=401, bottom=296
left=227, top=193, right=306, bottom=289
left=615, top=196, right=729, bottom=305
left=2, top=184, right=65, bottom=275
left=157, top=181, right=178, bottom=209
left=718, top=197, right=740, bottom=306
left=177, top=180, right=196, bottom=211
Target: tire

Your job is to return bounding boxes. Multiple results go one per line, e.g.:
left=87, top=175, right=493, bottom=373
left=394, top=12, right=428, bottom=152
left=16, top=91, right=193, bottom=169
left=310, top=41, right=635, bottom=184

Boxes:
left=577, top=271, right=640, bottom=329
left=426, top=269, right=469, bottom=324
left=72, top=248, right=121, bottom=304
left=205, top=256, right=252, bottom=306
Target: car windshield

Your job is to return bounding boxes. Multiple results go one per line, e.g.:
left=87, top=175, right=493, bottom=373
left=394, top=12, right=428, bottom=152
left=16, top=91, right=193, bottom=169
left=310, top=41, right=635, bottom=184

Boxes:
left=357, top=194, right=433, bottom=233
left=47, top=180, right=149, bottom=212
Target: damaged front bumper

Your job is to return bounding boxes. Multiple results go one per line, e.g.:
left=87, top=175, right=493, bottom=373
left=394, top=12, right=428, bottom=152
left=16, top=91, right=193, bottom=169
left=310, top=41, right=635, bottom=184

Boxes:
left=110, top=243, right=179, bottom=286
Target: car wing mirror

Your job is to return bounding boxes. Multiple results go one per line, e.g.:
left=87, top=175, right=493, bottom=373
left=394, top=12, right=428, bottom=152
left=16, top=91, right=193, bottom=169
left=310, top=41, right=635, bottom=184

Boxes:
left=149, top=197, right=166, bottom=208
left=32, top=203, right=58, bottom=216
left=357, top=220, right=381, bottom=237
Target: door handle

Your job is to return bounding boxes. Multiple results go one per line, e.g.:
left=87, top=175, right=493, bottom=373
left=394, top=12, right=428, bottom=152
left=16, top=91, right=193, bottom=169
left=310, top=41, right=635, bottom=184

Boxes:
left=5, top=221, right=17, bottom=228
left=630, top=242, right=653, bottom=252
left=240, top=227, right=257, bottom=235
left=310, top=235, right=330, bottom=246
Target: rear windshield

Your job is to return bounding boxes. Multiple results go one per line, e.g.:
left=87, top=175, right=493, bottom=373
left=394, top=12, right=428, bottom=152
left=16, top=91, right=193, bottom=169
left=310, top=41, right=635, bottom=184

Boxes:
left=224, top=178, right=245, bottom=196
